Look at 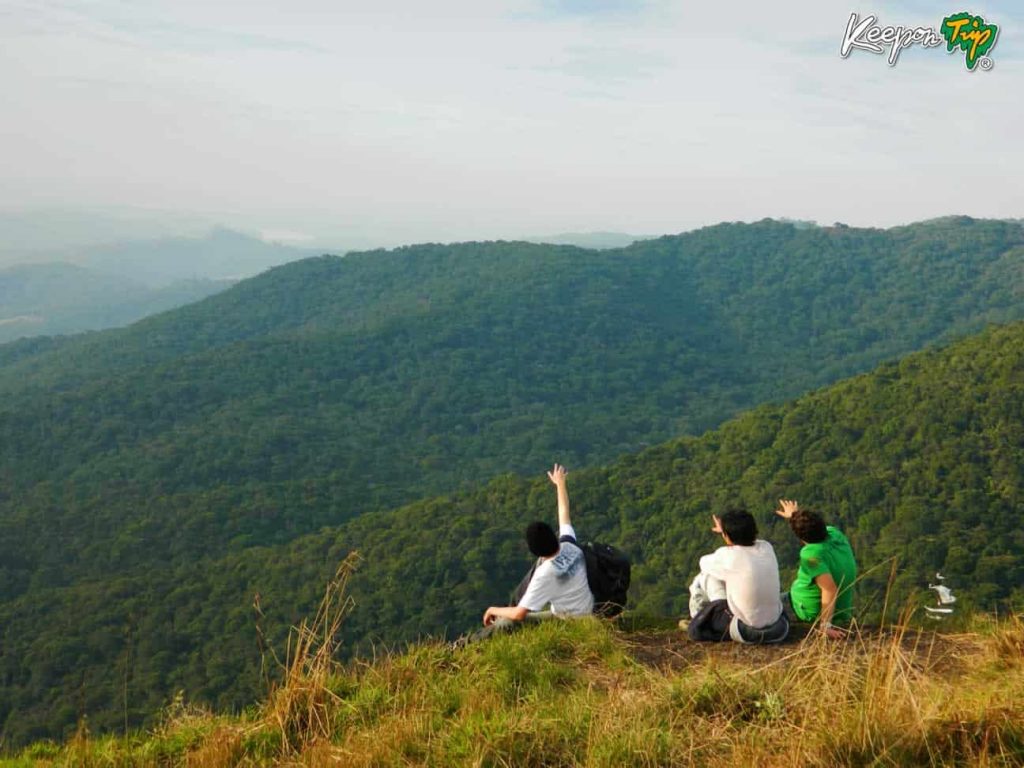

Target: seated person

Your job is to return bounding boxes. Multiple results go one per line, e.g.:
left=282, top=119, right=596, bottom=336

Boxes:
left=685, top=510, right=789, bottom=644
left=775, top=499, right=858, bottom=639
left=472, top=464, right=593, bottom=641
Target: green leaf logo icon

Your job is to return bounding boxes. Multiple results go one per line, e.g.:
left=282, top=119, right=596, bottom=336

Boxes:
left=942, top=12, right=998, bottom=70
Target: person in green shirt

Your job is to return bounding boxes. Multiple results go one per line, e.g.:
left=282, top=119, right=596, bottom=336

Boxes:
left=776, top=499, right=857, bottom=639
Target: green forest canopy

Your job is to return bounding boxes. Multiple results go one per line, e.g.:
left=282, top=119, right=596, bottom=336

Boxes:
left=2, top=319, right=1024, bottom=747
left=2, top=217, right=1023, bottom=596
left=1, top=216, right=1024, bottom=747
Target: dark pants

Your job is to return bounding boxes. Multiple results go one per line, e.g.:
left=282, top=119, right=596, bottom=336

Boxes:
left=688, top=599, right=733, bottom=642
left=734, top=611, right=790, bottom=644
left=689, top=599, right=790, bottom=644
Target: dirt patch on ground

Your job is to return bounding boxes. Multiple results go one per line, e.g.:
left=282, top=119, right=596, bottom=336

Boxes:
left=622, top=624, right=979, bottom=678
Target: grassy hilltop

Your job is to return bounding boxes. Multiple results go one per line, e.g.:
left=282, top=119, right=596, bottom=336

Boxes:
left=4, top=605, right=1023, bottom=767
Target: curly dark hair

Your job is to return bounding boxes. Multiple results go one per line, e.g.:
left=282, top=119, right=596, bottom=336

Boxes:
left=789, top=509, right=828, bottom=544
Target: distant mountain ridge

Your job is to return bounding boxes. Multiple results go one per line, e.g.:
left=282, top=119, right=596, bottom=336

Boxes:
left=0, top=220, right=320, bottom=286
left=71, top=227, right=318, bottom=287
left=0, top=225, right=321, bottom=342
left=0, top=262, right=233, bottom=343
left=523, top=231, right=650, bottom=249
left=0, top=208, right=216, bottom=259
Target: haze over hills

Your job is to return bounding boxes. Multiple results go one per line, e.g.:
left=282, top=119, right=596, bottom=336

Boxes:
left=69, top=227, right=318, bottom=287
left=0, top=209, right=325, bottom=287
left=0, top=262, right=233, bottom=343
left=0, top=224, right=320, bottom=341
left=1, top=215, right=1024, bottom=745
left=0, top=208, right=217, bottom=259
left=0, top=208, right=384, bottom=265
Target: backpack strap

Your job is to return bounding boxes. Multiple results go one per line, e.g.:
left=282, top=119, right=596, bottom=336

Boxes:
left=509, top=560, right=539, bottom=606
left=559, top=534, right=578, bottom=545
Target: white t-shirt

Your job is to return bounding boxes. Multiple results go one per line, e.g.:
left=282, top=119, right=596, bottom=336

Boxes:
left=516, top=524, right=595, bottom=616
left=698, top=539, right=782, bottom=629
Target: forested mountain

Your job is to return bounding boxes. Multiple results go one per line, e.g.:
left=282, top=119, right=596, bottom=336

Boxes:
left=1, top=216, right=1024, bottom=746
left=0, top=262, right=233, bottom=343
left=3, top=319, right=1023, bottom=746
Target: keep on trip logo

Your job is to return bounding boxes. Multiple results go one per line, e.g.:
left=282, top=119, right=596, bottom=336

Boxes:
left=841, top=11, right=999, bottom=71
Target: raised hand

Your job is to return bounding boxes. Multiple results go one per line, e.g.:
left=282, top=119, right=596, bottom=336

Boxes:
left=548, top=463, right=571, bottom=527
left=711, top=515, right=724, bottom=535
left=775, top=499, right=799, bottom=519
left=547, top=463, right=568, bottom=486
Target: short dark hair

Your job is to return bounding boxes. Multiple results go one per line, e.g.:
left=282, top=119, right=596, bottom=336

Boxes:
left=525, top=521, right=559, bottom=557
left=720, top=509, right=757, bottom=546
left=789, top=509, right=828, bottom=544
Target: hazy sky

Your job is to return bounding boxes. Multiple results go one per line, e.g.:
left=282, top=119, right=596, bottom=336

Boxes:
left=2, top=0, right=1021, bottom=247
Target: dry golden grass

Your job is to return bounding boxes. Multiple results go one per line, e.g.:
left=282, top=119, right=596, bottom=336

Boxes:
left=182, top=727, right=245, bottom=768
left=259, top=553, right=361, bottom=758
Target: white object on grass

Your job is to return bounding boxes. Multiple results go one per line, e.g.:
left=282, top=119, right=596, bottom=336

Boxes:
left=928, top=584, right=956, bottom=605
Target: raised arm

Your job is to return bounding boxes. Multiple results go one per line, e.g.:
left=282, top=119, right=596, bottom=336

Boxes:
left=547, top=463, right=571, bottom=528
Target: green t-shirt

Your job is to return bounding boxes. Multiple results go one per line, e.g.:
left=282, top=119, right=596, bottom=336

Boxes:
left=789, top=526, right=857, bottom=625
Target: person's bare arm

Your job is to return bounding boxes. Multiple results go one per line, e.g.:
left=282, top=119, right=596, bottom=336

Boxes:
left=483, top=605, right=529, bottom=626
left=814, top=572, right=847, bottom=639
left=547, top=463, right=571, bottom=528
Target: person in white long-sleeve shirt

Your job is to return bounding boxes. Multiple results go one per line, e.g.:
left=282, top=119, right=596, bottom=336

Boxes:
left=686, top=510, right=789, bottom=644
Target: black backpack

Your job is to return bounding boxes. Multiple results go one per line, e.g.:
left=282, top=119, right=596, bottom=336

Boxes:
left=578, top=540, right=631, bottom=617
